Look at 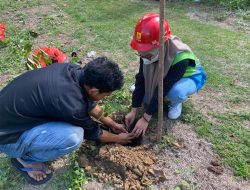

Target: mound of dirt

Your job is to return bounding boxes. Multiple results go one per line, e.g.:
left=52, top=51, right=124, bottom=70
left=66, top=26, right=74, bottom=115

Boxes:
left=78, top=143, right=167, bottom=190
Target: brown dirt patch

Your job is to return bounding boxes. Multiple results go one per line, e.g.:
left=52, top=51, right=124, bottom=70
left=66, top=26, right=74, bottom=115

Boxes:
left=186, top=5, right=250, bottom=34
left=5, top=5, right=57, bottom=31
left=156, top=120, right=250, bottom=190
left=191, top=86, right=250, bottom=126
left=79, top=113, right=168, bottom=190
left=80, top=116, right=250, bottom=190
left=191, top=88, right=229, bottom=124
left=2, top=4, right=77, bottom=50
left=79, top=143, right=159, bottom=190
left=0, top=74, right=12, bottom=87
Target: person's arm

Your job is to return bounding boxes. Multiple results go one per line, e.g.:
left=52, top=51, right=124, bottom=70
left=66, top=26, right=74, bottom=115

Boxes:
left=132, top=60, right=190, bottom=137
left=99, top=130, right=135, bottom=144
left=125, top=60, right=145, bottom=126
left=56, top=104, right=132, bottom=143
left=132, top=59, right=145, bottom=109
left=90, top=105, right=127, bottom=133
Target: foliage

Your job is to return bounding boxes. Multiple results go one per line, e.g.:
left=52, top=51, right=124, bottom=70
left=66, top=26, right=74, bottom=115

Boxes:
left=67, top=152, right=90, bottom=190
left=101, top=86, right=132, bottom=116
left=205, top=0, right=250, bottom=10
left=0, top=155, right=24, bottom=189
left=0, top=27, right=34, bottom=74
left=159, top=132, right=176, bottom=150
left=68, top=162, right=88, bottom=190
left=26, top=48, right=53, bottom=70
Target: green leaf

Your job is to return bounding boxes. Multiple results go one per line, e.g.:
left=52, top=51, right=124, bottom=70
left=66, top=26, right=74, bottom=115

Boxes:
left=181, top=180, right=190, bottom=187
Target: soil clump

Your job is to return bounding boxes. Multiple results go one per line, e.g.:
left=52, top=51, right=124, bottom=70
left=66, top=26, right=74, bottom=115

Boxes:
left=78, top=143, right=162, bottom=190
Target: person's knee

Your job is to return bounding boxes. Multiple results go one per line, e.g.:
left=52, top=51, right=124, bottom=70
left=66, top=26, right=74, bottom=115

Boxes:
left=168, top=87, right=187, bottom=101
left=64, top=127, right=84, bottom=150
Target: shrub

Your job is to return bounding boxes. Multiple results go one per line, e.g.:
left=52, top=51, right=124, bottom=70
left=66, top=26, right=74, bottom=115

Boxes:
left=205, top=0, right=250, bottom=10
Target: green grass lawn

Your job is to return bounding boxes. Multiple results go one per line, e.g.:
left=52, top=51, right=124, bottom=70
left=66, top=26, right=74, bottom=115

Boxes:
left=0, top=0, right=249, bottom=189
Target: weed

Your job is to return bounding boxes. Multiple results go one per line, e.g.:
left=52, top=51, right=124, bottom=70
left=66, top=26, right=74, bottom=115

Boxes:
left=159, top=132, right=176, bottom=150
left=101, top=86, right=131, bottom=116
left=0, top=27, right=34, bottom=74
left=242, top=11, right=250, bottom=20
left=213, top=12, right=228, bottom=21
left=0, top=154, right=24, bottom=189
left=68, top=152, right=90, bottom=190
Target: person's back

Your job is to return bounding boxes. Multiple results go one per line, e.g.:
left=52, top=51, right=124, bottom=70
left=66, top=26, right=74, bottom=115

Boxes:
left=0, top=63, right=86, bottom=144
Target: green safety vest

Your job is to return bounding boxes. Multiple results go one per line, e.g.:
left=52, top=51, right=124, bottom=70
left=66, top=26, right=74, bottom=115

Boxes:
left=172, top=52, right=200, bottom=77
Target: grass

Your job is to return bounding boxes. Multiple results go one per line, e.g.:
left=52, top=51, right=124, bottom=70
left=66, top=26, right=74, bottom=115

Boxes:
left=0, top=0, right=250, bottom=188
left=0, top=28, right=34, bottom=74
left=182, top=102, right=250, bottom=178
left=0, top=155, right=24, bottom=189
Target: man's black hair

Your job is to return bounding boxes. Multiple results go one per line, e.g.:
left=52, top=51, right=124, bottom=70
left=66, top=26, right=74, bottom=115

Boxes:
left=82, top=56, right=124, bottom=93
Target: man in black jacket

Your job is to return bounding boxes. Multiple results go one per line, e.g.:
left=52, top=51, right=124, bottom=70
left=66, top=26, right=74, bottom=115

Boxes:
left=0, top=56, right=134, bottom=185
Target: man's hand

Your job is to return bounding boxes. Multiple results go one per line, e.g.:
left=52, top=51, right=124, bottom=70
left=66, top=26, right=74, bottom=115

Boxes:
left=125, top=108, right=137, bottom=127
left=132, top=117, right=149, bottom=137
left=111, top=123, right=127, bottom=134
left=116, top=133, right=135, bottom=145
left=100, top=130, right=134, bottom=144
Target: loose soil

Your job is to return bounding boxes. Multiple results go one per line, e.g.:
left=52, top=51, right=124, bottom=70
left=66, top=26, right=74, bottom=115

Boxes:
left=78, top=113, right=160, bottom=190
left=79, top=143, right=159, bottom=190
left=79, top=114, right=250, bottom=190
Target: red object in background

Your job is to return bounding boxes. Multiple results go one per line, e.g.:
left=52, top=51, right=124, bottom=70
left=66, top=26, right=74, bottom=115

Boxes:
left=0, top=22, right=6, bottom=41
left=33, top=47, right=68, bottom=67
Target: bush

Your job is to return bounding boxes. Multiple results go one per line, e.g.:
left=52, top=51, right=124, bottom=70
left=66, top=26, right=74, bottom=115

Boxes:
left=206, top=0, right=250, bottom=10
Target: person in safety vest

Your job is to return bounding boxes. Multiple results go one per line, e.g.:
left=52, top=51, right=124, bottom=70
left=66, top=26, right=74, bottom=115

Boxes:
left=0, top=57, right=134, bottom=185
left=125, top=12, right=207, bottom=137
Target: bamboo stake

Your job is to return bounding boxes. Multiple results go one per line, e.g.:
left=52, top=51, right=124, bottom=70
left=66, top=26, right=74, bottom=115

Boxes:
left=157, top=0, right=165, bottom=141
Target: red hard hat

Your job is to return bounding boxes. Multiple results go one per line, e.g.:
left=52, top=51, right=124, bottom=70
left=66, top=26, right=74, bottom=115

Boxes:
left=130, top=12, right=171, bottom=52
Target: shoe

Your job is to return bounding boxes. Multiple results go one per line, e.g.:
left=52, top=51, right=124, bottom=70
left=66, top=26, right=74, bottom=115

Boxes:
left=11, top=158, right=53, bottom=185
left=168, top=103, right=182, bottom=120
left=129, top=84, right=135, bottom=93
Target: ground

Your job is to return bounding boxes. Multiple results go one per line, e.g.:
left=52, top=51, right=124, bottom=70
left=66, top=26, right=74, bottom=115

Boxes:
left=79, top=119, right=250, bottom=190
left=0, top=0, right=249, bottom=190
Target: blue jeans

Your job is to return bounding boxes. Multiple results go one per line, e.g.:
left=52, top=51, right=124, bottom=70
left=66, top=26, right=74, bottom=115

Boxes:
left=166, top=77, right=197, bottom=106
left=166, top=65, right=206, bottom=106
left=142, top=66, right=206, bottom=110
left=0, top=122, right=84, bottom=164
left=143, top=77, right=205, bottom=108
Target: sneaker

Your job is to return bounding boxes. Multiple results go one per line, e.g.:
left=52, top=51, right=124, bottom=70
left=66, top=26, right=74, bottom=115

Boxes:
left=168, top=103, right=182, bottom=119
left=129, top=84, right=135, bottom=93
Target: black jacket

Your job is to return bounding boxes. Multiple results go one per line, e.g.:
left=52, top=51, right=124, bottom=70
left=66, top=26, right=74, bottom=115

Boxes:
left=0, top=63, right=101, bottom=144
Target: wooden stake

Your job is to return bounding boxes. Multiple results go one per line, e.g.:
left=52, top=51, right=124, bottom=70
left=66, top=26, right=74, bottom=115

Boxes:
left=157, top=0, right=165, bottom=141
